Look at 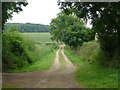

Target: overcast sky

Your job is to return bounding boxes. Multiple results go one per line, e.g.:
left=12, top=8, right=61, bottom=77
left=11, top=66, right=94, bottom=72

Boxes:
left=7, top=0, right=61, bottom=25
left=7, top=0, right=92, bottom=28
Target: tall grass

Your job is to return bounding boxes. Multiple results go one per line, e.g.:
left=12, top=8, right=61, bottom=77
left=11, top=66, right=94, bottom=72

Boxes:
left=64, top=40, right=118, bottom=88
left=12, top=44, right=57, bottom=72
left=3, top=27, right=59, bottom=72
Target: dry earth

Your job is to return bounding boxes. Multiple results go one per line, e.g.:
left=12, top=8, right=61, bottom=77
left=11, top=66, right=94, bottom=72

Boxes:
left=2, top=45, right=81, bottom=88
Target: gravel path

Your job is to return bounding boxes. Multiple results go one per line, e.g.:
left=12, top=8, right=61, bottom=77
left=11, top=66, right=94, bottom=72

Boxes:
left=2, top=45, right=80, bottom=88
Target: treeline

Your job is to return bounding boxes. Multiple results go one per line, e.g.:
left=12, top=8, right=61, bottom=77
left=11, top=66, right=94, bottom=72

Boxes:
left=4, top=23, right=50, bottom=32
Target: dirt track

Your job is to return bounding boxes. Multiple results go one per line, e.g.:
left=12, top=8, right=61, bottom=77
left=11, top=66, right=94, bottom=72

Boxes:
left=2, top=45, right=80, bottom=88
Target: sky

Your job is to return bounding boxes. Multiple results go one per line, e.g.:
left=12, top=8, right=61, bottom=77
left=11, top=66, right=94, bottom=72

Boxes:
left=7, top=0, right=92, bottom=28
left=7, top=0, right=61, bottom=25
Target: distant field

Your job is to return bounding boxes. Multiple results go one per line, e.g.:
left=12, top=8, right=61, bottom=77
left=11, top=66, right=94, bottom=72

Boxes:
left=21, top=33, right=52, bottom=43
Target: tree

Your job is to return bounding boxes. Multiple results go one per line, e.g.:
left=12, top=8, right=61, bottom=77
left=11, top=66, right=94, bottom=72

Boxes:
left=5, top=23, right=50, bottom=32
left=50, top=12, right=94, bottom=49
left=2, top=1, right=28, bottom=30
left=58, top=2, right=120, bottom=57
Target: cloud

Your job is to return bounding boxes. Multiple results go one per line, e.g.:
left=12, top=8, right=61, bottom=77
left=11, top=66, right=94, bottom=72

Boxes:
left=7, top=0, right=60, bottom=25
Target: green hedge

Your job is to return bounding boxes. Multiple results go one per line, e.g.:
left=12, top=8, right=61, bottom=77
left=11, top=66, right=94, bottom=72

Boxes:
left=2, top=27, right=35, bottom=71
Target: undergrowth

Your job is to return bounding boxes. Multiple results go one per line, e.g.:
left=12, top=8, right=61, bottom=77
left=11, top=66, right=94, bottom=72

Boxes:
left=10, top=44, right=57, bottom=72
left=3, top=27, right=58, bottom=72
left=2, top=27, right=35, bottom=71
left=64, top=40, right=118, bottom=88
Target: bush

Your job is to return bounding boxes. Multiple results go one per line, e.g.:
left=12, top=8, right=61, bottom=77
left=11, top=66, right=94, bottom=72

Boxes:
left=97, top=33, right=118, bottom=67
left=2, top=27, right=35, bottom=71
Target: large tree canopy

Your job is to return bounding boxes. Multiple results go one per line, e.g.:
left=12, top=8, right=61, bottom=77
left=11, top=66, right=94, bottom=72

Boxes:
left=2, top=1, right=28, bottom=30
left=50, top=12, right=94, bottom=49
left=58, top=2, right=120, bottom=57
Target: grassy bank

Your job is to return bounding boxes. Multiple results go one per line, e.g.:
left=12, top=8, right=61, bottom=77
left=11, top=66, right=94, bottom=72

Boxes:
left=17, top=32, right=58, bottom=72
left=9, top=44, right=57, bottom=72
left=3, top=28, right=59, bottom=72
left=64, top=41, right=118, bottom=88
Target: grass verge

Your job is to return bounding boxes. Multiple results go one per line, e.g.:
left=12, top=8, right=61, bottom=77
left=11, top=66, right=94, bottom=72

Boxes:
left=64, top=40, right=118, bottom=88
left=59, top=48, right=65, bottom=64
left=7, top=44, right=57, bottom=73
left=58, top=47, right=66, bottom=70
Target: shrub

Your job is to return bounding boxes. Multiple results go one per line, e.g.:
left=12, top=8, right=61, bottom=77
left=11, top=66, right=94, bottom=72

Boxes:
left=2, top=27, right=35, bottom=71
